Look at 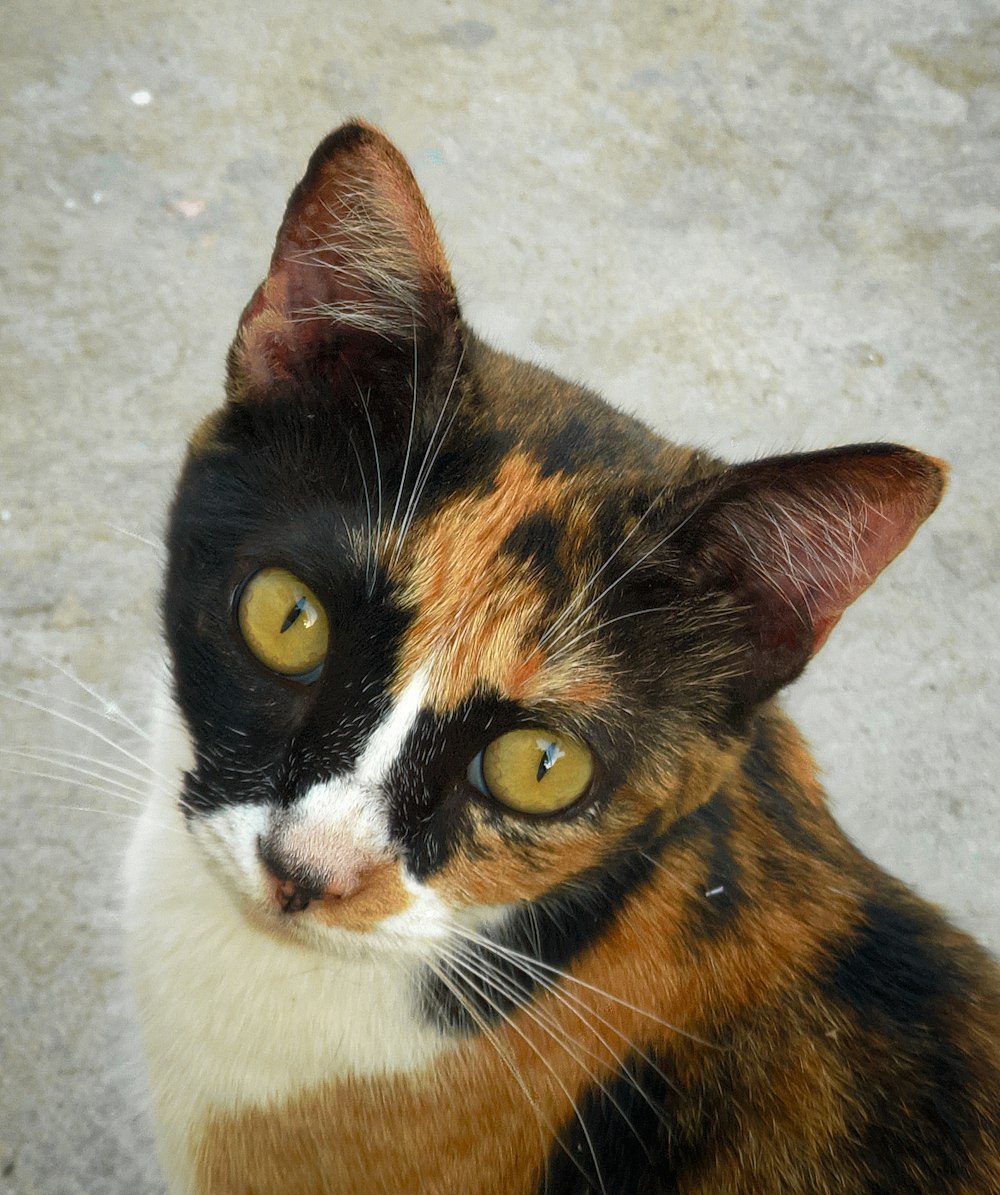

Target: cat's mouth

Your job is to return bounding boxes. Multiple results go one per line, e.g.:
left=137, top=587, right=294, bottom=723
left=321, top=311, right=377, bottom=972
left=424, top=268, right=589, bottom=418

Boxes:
left=183, top=788, right=500, bottom=959
left=231, top=879, right=444, bottom=959
left=187, top=800, right=416, bottom=939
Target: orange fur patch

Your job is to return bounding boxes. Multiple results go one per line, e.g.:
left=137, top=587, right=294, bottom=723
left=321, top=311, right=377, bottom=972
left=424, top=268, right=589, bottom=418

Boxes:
left=195, top=1031, right=570, bottom=1195
left=309, top=860, right=412, bottom=932
left=393, top=453, right=612, bottom=713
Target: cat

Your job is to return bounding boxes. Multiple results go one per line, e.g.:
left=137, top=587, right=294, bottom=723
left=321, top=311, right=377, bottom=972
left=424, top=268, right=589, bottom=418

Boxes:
left=124, top=119, right=1000, bottom=1195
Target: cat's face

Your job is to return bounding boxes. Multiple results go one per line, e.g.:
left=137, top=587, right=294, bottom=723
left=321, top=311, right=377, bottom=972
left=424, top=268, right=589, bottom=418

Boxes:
left=165, top=350, right=721, bottom=959
left=162, top=122, right=944, bottom=963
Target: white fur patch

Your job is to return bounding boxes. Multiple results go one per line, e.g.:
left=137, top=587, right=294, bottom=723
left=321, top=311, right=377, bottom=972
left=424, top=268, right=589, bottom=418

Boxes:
left=124, top=672, right=452, bottom=1194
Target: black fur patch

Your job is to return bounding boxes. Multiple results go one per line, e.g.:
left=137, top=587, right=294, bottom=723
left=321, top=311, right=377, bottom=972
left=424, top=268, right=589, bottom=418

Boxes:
left=743, top=720, right=828, bottom=858
left=537, top=411, right=647, bottom=479
left=165, top=411, right=415, bottom=814
left=425, top=813, right=664, bottom=1033
left=825, top=894, right=978, bottom=1191
left=500, top=511, right=566, bottom=593
left=536, top=1044, right=737, bottom=1195
left=537, top=414, right=599, bottom=478
left=829, top=895, right=964, bottom=1021
left=386, top=698, right=523, bottom=879
left=426, top=422, right=520, bottom=501
left=680, top=792, right=745, bottom=939
left=538, top=1053, right=678, bottom=1194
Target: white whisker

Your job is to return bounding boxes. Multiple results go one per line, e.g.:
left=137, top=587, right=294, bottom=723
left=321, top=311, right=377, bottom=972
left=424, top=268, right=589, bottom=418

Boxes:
left=0, top=687, right=159, bottom=775
left=444, top=943, right=657, bottom=1156
left=35, top=802, right=182, bottom=836
left=449, top=924, right=715, bottom=1048
left=545, top=606, right=674, bottom=664
left=423, top=956, right=550, bottom=1141
left=4, top=745, right=156, bottom=787
left=390, top=341, right=468, bottom=567
left=438, top=945, right=608, bottom=1194
left=539, top=485, right=668, bottom=647
left=107, top=523, right=163, bottom=552
left=343, top=377, right=387, bottom=596
left=453, top=928, right=680, bottom=1109
left=12, top=684, right=149, bottom=743
left=347, top=431, right=376, bottom=591
left=2, top=750, right=150, bottom=799
left=541, top=496, right=713, bottom=658
left=2, top=765, right=152, bottom=812
left=39, top=656, right=151, bottom=740
left=386, top=317, right=420, bottom=553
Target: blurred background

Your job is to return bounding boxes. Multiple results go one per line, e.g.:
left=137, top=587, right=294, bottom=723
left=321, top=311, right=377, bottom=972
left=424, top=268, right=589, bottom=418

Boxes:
left=2, top=1, right=998, bottom=1191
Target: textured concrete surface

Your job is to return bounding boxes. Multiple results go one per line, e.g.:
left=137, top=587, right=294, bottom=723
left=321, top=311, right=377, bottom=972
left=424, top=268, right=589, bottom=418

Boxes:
left=1, top=1, right=998, bottom=1191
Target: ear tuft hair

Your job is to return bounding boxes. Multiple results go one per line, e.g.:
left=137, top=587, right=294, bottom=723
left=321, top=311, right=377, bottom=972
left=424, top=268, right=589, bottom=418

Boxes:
left=678, top=444, right=946, bottom=703
left=230, top=121, right=457, bottom=400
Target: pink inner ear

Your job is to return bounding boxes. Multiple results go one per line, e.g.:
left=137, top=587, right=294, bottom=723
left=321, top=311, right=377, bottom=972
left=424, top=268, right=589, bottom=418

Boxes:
left=237, top=274, right=296, bottom=389
left=233, top=122, right=454, bottom=394
left=707, top=447, right=947, bottom=661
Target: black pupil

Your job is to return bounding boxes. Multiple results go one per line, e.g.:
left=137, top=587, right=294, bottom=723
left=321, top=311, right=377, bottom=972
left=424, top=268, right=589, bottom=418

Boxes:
left=536, top=742, right=557, bottom=783
left=280, top=597, right=307, bottom=634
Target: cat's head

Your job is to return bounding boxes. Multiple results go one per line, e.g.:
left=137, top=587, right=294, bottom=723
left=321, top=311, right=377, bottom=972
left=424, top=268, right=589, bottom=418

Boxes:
left=163, top=121, right=945, bottom=959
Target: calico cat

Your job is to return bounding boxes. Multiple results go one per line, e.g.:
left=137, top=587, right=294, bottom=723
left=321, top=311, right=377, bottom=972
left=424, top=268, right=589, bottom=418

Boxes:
left=125, top=120, right=1000, bottom=1195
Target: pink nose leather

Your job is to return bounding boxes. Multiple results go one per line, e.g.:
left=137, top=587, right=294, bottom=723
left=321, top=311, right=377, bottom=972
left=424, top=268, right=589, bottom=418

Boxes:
left=259, top=831, right=373, bottom=913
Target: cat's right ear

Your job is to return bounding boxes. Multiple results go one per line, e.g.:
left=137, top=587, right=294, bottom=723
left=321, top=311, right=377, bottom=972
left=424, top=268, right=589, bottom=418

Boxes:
left=227, top=121, right=459, bottom=402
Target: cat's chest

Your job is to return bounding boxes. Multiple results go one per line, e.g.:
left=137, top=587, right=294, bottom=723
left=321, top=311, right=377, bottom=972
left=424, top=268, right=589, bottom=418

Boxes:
left=125, top=786, right=597, bottom=1195
left=195, top=1054, right=549, bottom=1195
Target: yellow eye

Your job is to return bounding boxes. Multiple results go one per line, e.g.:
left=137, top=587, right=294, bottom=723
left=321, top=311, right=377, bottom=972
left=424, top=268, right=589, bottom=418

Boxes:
left=471, top=728, right=594, bottom=815
left=236, top=568, right=329, bottom=679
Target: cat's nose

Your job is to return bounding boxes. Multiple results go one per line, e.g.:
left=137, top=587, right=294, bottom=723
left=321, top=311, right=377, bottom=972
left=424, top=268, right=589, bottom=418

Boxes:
left=257, top=837, right=364, bottom=913
left=273, top=875, right=322, bottom=914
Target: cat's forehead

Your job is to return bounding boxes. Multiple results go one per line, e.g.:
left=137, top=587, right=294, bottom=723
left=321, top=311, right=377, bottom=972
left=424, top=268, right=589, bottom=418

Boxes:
left=391, top=449, right=614, bottom=713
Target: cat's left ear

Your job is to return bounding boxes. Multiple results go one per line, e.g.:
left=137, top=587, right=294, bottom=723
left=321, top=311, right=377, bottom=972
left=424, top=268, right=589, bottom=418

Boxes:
left=229, top=120, right=458, bottom=400
left=672, top=444, right=947, bottom=705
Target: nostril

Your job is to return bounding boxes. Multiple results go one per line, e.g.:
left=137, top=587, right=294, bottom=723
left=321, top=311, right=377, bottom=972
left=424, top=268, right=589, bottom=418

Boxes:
left=275, top=877, right=317, bottom=914
left=258, top=836, right=327, bottom=914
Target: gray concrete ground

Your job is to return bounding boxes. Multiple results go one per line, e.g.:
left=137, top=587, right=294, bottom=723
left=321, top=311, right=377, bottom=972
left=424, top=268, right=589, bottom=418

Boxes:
left=2, top=1, right=998, bottom=1191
